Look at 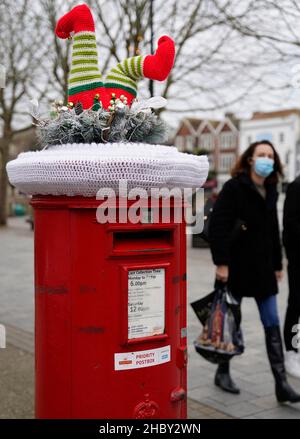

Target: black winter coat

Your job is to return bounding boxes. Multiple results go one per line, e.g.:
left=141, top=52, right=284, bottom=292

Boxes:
left=283, top=176, right=300, bottom=262
left=209, top=173, right=282, bottom=300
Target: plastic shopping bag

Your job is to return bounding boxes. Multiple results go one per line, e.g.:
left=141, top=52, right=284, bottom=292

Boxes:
left=190, top=281, right=244, bottom=364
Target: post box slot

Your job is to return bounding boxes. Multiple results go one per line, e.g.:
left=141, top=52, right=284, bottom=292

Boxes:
left=113, top=229, right=173, bottom=252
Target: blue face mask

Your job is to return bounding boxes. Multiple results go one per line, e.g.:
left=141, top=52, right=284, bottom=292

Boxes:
left=254, top=157, right=274, bottom=178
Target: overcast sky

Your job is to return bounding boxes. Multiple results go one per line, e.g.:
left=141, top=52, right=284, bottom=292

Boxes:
left=3, top=0, right=300, bottom=132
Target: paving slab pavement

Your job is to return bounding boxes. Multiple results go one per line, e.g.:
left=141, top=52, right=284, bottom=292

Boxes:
left=0, top=325, right=231, bottom=419
left=1, top=217, right=300, bottom=418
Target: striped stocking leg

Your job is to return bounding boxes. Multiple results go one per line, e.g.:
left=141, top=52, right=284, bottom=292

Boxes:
left=104, top=36, right=175, bottom=107
left=55, top=4, right=104, bottom=109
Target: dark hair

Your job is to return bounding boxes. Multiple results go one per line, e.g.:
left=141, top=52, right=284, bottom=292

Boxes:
left=231, top=140, right=283, bottom=184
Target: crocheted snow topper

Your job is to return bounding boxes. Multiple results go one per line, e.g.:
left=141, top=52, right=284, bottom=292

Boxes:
left=6, top=3, right=210, bottom=197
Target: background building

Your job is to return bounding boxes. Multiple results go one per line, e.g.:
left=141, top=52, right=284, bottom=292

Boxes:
left=174, top=114, right=239, bottom=188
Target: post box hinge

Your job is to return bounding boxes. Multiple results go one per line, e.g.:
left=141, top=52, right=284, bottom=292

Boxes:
left=176, top=346, right=188, bottom=369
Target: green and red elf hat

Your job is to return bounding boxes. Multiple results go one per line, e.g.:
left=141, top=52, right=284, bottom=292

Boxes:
left=55, top=4, right=175, bottom=110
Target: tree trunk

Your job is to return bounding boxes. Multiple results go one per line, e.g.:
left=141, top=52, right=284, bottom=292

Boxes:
left=0, top=133, right=12, bottom=226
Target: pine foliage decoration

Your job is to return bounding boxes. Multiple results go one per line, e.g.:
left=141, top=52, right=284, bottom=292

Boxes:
left=35, top=101, right=168, bottom=148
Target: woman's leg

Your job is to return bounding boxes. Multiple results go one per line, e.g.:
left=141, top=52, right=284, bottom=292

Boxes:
left=214, top=293, right=241, bottom=394
left=283, top=262, right=300, bottom=378
left=256, top=295, right=300, bottom=403
left=256, top=294, right=280, bottom=328
left=215, top=361, right=240, bottom=394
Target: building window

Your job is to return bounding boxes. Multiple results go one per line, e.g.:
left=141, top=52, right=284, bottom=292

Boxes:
left=218, top=153, right=236, bottom=172
left=220, top=132, right=234, bottom=149
left=186, top=135, right=195, bottom=152
left=279, top=132, right=285, bottom=143
left=208, top=154, right=215, bottom=171
left=175, top=136, right=184, bottom=151
left=285, top=150, right=291, bottom=165
left=199, top=133, right=214, bottom=151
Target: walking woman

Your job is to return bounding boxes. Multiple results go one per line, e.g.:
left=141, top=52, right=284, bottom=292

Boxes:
left=208, top=140, right=300, bottom=403
left=283, top=176, right=300, bottom=378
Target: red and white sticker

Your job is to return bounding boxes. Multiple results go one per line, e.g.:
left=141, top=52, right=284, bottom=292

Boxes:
left=114, top=345, right=171, bottom=371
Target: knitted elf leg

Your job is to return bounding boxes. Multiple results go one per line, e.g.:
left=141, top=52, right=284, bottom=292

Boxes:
left=55, top=4, right=104, bottom=109
left=104, top=36, right=175, bottom=107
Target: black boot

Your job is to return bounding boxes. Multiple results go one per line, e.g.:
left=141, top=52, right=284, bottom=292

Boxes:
left=265, top=326, right=300, bottom=404
left=214, top=361, right=240, bottom=394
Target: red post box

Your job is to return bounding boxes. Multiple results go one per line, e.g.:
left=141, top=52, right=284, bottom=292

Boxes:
left=32, top=196, right=188, bottom=419
left=6, top=4, right=209, bottom=419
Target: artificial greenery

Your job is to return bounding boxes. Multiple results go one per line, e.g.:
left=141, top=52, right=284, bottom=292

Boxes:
left=36, top=102, right=167, bottom=147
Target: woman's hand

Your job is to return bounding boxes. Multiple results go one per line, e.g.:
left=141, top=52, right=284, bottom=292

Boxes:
left=275, top=270, right=284, bottom=282
left=216, top=265, right=229, bottom=283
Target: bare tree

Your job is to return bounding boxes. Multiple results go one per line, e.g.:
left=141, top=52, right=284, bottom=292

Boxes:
left=43, top=0, right=242, bottom=113
left=87, top=0, right=278, bottom=115
left=202, top=0, right=300, bottom=112
left=2, top=0, right=300, bottom=226
left=40, top=0, right=77, bottom=102
left=0, top=0, right=48, bottom=225
left=91, top=0, right=300, bottom=117
left=42, top=0, right=300, bottom=119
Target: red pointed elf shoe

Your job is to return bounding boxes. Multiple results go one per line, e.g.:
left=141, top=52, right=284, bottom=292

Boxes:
left=55, top=4, right=95, bottom=38
left=104, top=36, right=175, bottom=108
left=143, top=36, right=175, bottom=81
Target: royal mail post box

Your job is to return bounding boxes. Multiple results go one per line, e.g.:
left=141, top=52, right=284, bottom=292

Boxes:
left=32, top=196, right=187, bottom=419
left=6, top=3, right=209, bottom=419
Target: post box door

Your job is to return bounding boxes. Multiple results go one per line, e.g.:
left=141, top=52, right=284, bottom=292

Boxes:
left=69, top=208, right=187, bottom=418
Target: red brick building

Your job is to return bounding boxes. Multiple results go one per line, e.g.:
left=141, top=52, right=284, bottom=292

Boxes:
left=174, top=115, right=239, bottom=186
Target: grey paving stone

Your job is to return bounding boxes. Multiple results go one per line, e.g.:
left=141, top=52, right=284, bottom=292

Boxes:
left=188, top=370, right=215, bottom=390
left=188, top=385, right=222, bottom=400
left=237, top=378, right=275, bottom=397
left=255, top=406, right=300, bottom=419
left=248, top=395, right=281, bottom=410
left=212, top=390, right=258, bottom=407
left=1, top=218, right=300, bottom=419
left=237, top=371, right=274, bottom=385
left=287, top=376, right=300, bottom=392
left=198, top=398, right=264, bottom=418
left=242, top=416, right=260, bottom=419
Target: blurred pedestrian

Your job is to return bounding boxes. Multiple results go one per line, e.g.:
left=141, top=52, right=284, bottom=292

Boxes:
left=208, top=140, right=300, bottom=403
left=283, top=176, right=300, bottom=378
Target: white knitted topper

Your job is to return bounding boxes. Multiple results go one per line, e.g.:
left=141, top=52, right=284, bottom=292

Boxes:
left=7, top=143, right=209, bottom=197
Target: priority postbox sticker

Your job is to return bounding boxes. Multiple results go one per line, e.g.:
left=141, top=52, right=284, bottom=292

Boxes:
left=114, top=345, right=171, bottom=371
